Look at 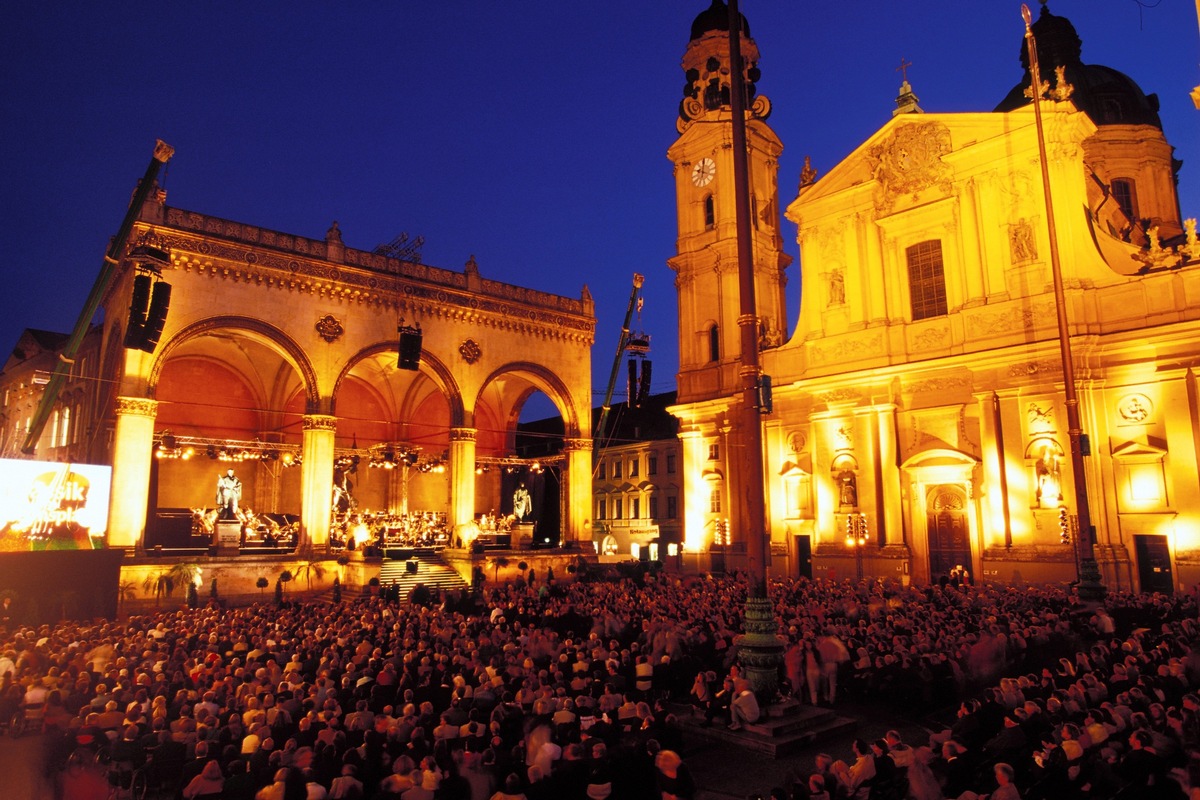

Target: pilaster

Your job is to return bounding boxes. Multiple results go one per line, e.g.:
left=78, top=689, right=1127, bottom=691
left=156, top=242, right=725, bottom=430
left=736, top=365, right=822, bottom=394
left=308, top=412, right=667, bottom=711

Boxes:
left=301, top=414, right=336, bottom=550
left=108, top=397, right=158, bottom=550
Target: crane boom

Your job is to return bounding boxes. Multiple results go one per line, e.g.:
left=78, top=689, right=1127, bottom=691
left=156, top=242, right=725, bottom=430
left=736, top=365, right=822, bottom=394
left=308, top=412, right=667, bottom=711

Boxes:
left=22, top=140, right=174, bottom=455
left=593, top=273, right=644, bottom=464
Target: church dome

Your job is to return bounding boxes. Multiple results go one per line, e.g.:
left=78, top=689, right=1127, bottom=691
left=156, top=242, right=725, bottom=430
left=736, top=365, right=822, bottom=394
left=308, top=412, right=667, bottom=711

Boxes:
left=690, top=0, right=750, bottom=41
left=994, top=3, right=1161, bottom=128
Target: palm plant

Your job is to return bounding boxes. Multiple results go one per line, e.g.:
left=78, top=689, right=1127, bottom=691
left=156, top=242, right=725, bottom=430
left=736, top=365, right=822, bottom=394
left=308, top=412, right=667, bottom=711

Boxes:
left=492, top=556, right=510, bottom=583
left=295, top=559, right=326, bottom=591
left=116, top=580, right=137, bottom=615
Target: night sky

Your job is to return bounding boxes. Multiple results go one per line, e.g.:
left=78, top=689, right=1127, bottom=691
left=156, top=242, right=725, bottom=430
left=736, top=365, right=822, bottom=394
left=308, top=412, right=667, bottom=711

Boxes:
left=2, top=2, right=1196, bottom=420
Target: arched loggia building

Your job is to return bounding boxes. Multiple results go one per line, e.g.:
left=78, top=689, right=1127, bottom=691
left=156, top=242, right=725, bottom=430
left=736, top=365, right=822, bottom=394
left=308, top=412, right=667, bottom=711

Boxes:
left=103, top=190, right=594, bottom=552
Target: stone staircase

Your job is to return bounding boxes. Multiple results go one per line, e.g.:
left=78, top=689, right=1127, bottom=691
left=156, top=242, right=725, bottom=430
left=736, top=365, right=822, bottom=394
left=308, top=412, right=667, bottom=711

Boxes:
left=673, top=698, right=857, bottom=759
left=378, top=547, right=470, bottom=598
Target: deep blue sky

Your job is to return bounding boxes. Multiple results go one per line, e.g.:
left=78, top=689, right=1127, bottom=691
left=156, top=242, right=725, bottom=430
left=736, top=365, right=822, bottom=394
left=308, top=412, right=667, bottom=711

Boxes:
left=2, top=2, right=1196, bottom=420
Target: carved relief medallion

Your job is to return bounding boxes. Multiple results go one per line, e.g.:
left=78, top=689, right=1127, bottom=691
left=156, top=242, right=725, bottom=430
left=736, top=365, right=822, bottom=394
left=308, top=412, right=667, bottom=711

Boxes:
left=459, top=339, right=482, bottom=364
left=315, top=314, right=344, bottom=343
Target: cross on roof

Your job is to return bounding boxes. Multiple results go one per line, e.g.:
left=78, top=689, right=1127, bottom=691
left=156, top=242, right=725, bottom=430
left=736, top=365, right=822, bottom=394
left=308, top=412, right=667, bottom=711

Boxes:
left=896, top=58, right=913, bottom=82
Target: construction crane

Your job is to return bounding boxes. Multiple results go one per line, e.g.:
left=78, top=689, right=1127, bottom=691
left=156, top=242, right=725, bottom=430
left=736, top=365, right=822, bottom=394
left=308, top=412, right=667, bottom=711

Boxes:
left=593, top=273, right=644, bottom=464
left=22, top=140, right=175, bottom=455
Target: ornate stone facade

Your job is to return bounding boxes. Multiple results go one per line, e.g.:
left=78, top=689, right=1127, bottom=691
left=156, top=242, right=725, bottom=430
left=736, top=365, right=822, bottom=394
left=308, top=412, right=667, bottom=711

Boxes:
left=669, top=3, right=1197, bottom=594
left=93, top=194, right=594, bottom=550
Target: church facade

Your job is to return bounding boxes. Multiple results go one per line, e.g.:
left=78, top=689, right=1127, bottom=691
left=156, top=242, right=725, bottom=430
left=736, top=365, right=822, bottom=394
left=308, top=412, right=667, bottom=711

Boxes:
left=669, top=2, right=1200, bottom=592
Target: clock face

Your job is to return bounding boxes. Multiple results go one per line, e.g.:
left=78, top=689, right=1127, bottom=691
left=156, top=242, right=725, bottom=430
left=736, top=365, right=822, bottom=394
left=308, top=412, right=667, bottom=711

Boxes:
left=690, top=157, right=716, bottom=187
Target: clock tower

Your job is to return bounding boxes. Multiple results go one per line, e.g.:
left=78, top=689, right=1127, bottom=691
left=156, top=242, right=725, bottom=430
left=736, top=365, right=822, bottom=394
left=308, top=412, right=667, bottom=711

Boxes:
left=667, top=0, right=790, bottom=405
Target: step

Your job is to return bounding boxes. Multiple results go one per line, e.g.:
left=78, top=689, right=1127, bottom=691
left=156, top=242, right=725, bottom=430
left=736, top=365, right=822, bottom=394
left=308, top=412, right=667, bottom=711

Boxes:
left=672, top=701, right=858, bottom=759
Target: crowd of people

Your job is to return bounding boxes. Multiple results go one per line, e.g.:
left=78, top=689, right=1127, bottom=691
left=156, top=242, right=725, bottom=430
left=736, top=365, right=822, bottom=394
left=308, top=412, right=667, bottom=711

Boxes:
left=0, top=568, right=1198, bottom=800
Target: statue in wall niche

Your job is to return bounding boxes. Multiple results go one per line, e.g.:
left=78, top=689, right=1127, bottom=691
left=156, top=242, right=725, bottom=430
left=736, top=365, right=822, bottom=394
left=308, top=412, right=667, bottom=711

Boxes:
left=838, top=470, right=858, bottom=508
left=1034, top=444, right=1062, bottom=508
left=829, top=269, right=845, bottom=305
left=1011, top=218, right=1036, bottom=262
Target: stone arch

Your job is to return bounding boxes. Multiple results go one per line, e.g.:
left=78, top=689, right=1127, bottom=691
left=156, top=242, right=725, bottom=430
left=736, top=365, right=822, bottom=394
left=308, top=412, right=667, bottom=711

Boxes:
left=147, top=316, right=320, bottom=412
left=333, top=341, right=465, bottom=428
left=479, top=361, right=582, bottom=438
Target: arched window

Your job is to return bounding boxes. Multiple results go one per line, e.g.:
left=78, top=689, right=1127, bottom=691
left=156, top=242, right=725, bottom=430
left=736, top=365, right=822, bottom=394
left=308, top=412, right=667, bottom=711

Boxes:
left=906, top=239, right=948, bottom=321
left=708, top=324, right=720, bottom=362
left=704, top=195, right=715, bottom=229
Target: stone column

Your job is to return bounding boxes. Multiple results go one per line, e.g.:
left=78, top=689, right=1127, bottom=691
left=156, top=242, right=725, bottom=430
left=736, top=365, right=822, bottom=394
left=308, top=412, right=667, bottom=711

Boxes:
left=875, top=405, right=902, bottom=546
left=563, top=437, right=592, bottom=547
left=301, top=414, right=336, bottom=551
left=108, top=397, right=158, bottom=551
left=449, top=427, right=477, bottom=531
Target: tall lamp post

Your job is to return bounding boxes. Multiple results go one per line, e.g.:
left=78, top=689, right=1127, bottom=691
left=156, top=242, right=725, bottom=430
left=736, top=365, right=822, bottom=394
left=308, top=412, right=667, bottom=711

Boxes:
left=1022, top=4, right=1105, bottom=601
left=727, top=0, right=784, bottom=698
left=845, top=513, right=869, bottom=581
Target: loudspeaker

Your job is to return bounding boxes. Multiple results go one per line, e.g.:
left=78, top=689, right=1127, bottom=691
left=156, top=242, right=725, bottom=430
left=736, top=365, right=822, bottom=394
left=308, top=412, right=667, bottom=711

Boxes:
left=139, top=281, right=172, bottom=353
left=627, top=358, right=638, bottom=406
left=123, top=274, right=152, bottom=349
left=398, top=327, right=422, bottom=370
left=638, top=359, right=652, bottom=406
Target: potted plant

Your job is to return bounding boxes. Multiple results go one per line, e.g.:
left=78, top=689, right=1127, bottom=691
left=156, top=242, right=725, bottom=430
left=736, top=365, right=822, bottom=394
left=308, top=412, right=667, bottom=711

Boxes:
left=256, top=577, right=269, bottom=596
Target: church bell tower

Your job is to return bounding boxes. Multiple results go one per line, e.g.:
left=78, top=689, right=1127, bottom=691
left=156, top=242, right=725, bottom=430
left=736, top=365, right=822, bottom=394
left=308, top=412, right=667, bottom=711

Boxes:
left=668, top=0, right=790, bottom=405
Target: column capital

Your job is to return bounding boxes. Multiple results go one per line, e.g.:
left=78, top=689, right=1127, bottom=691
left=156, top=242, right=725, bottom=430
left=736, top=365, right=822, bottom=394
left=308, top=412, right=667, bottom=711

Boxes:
left=563, top=437, right=591, bottom=452
left=450, top=427, right=477, bottom=442
left=115, top=396, right=158, bottom=418
left=302, top=414, right=337, bottom=432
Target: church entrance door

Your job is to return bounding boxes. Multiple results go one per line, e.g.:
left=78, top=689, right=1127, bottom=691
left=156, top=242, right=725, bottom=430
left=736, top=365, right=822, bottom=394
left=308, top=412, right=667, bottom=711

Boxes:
left=926, top=485, right=971, bottom=581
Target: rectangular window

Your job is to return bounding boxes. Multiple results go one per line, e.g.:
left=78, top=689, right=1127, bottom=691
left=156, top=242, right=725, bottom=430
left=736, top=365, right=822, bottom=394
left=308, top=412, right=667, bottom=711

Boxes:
left=709, top=487, right=721, bottom=513
left=648, top=455, right=658, bottom=476
left=666, top=453, right=676, bottom=474
left=708, top=443, right=720, bottom=460
left=612, top=460, right=622, bottom=479
left=598, top=499, right=607, bottom=520
left=614, top=498, right=623, bottom=519
left=667, top=496, right=678, bottom=519
left=632, top=498, right=641, bottom=519
left=1112, top=178, right=1138, bottom=222
left=597, top=461, right=606, bottom=480
left=649, top=496, right=659, bottom=519
left=629, top=458, right=639, bottom=477
left=907, top=239, right=948, bottom=321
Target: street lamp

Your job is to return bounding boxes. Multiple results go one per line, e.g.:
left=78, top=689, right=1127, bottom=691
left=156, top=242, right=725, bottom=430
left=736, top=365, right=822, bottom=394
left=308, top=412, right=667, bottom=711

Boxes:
left=845, top=513, right=869, bottom=581
left=1021, top=3, right=1105, bottom=601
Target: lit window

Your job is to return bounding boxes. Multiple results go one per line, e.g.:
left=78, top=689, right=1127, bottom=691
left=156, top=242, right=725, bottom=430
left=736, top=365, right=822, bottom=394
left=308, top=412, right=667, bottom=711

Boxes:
left=907, top=240, right=948, bottom=321
left=60, top=406, right=71, bottom=447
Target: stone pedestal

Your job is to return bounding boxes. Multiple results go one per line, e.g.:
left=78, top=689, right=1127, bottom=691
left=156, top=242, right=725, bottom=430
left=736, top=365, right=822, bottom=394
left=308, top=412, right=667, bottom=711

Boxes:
left=215, top=521, right=241, bottom=555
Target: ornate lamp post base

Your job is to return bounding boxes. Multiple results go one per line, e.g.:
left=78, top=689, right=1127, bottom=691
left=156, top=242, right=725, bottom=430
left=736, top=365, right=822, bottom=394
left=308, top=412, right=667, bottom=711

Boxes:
left=1077, top=558, right=1107, bottom=603
left=736, top=595, right=785, bottom=699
